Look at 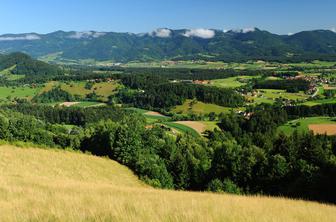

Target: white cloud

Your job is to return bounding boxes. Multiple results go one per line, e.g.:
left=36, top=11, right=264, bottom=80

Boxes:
left=0, top=34, right=41, bottom=41
left=331, top=28, right=336, bottom=33
left=150, top=28, right=172, bottom=38
left=68, top=31, right=106, bottom=39
left=183, top=28, right=215, bottom=39
left=229, top=27, right=256, bottom=34
left=242, top=27, right=256, bottom=33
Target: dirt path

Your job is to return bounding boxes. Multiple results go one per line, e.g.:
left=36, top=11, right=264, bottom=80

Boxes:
left=60, top=102, right=80, bottom=107
left=309, top=124, right=336, bottom=135
left=88, top=103, right=106, bottom=107
left=145, top=111, right=167, bottom=117
left=175, top=121, right=206, bottom=134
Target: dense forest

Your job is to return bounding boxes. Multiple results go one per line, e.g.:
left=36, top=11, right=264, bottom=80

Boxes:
left=1, top=103, right=335, bottom=204
left=116, top=81, right=244, bottom=109
left=254, top=79, right=311, bottom=92
left=0, top=52, right=62, bottom=76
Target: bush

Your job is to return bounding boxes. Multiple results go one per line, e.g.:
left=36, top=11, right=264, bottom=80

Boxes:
left=207, top=179, right=242, bottom=194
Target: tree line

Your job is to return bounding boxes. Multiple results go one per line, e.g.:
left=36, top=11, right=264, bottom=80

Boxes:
left=1, top=103, right=335, bottom=204
left=116, top=74, right=245, bottom=109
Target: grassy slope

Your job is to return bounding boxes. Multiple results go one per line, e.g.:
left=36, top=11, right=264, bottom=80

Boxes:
left=251, top=89, right=309, bottom=104
left=0, top=145, right=335, bottom=221
left=42, top=81, right=121, bottom=101
left=277, top=117, right=336, bottom=135
left=172, top=99, right=244, bottom=115
left=0, top=65, right=25, bottom=80
left=210, top=76, right=260, bottom=88
left=162, top=122, right=200, bottom=137
left=302, top=98, right=336, bottom=106
left=0, top=86, right=41, bottom=101
left=72, top=101, right=106, bottom=107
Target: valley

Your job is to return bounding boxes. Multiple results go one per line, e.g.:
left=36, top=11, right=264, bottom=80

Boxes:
left=0, top=30, right=336, bottom=222
left=1, top=1, right=336, bottom=221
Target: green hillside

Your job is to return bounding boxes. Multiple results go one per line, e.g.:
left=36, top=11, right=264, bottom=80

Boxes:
left=0, top=52, right=61, bottom=76
left=1, top=29, right=336, bottom=63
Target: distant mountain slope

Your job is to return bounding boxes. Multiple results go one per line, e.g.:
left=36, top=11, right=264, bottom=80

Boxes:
left=0, top=52, right=61, bottom=76
left=0, top=28, right=336, bottom=62
left=1, top=145, right=335, bottom=221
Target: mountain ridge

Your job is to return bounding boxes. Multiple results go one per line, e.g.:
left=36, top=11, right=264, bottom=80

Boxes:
left=1, top=28, right=336, bottom=63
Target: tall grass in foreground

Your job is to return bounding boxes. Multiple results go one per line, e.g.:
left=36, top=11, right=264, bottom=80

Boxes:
left=0, top=145, right=335, bottom=222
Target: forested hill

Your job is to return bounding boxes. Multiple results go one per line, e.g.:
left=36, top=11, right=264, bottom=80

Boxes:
left=0, top=28, right=336, bottom=62
left=0, top=52, right=61, bottom=76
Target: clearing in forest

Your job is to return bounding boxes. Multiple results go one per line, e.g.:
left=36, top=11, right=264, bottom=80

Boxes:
left=175, top=121, right=206, bottom=134
left=59, top=102, right=80, bottom=107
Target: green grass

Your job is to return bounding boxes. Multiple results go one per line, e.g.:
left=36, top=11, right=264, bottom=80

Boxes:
left=265, top=76, right=282, bottom=80
left=72, top=101, right=106, bottom=107
left=125, top=107, right=172, bottom=124
left=301, top=98, right=336, bottom=106
left=145, top=115, right=171, bottom=124
left=162, top=122, right=200, bottom=137
left=42, top=81, right=122, bottom=101
left=123, top=60, right=286, bottom=70
left=287, top=60, right=336, bottom=68
left=125, top=107, right=150, bottom=114
left=251, top=89, right=309, bottom=104
left=6, top=74, right=25, bottom=80
left=0, top=65, right=26, bottom=80
left=277, top=117, right=336, bottom=135
left=0, top=86, right=41, bottom=101
left=62, top=124, right=76, bottom=130
left=124, top=60, right=229, bottom=69
left=201, top=121, right=220, bottom=131
left=210, top=76, right=260, bottom=88
left=262, top=89, right=308, bottom=100
left=172, top=99, right=244, bottom=115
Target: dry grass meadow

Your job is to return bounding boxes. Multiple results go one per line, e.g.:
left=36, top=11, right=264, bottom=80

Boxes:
left=174, top=121, right=206, bottom=134
left=0, top=145, right=335, bottom=222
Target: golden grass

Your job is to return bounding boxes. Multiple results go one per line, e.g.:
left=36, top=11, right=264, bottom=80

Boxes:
left=0, top=145, right=335, bottom=222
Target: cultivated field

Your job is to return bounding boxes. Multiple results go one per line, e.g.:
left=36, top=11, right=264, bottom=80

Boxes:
left=278, top=117, right=336, bottom=134
left=175, top=121, right=206, bottom=134
left=0, top=145, right=335, bottom=222
left=309, top=124, right=336, bottom=135
left=162, top=122, right=200, bottom=137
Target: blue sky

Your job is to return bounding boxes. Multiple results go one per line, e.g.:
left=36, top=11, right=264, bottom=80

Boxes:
left=0, top=0, right=335, bottom=35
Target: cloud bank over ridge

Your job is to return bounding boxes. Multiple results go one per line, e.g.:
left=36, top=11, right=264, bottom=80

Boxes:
left=0, top=34, right=41, bottom=41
